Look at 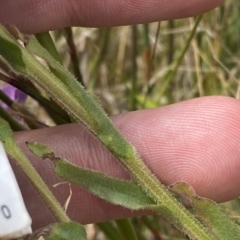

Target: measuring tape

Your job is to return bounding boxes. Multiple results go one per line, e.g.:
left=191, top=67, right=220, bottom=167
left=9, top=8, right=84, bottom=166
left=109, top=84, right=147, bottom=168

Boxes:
left=0, top=141, right=32, bottom=238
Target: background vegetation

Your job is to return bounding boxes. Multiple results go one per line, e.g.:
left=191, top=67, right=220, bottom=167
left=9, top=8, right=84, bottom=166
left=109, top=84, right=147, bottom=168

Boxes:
left=0, top=0, right=239, bottom=239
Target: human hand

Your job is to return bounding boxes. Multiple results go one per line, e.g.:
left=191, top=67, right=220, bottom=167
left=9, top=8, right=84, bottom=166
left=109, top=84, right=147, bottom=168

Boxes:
left=14, top=96, right=240, bottom=230
left=0, top=0, right=229, bottom=231
left=0, top=0, right=222, bottom=33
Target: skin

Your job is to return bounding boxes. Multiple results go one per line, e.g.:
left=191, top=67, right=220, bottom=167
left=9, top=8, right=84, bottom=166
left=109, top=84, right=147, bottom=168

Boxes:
left=0, top=0, right=234, bottom=231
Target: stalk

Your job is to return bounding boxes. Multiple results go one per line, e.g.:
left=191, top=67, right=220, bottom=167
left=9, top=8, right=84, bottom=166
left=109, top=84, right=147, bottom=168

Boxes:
left=0, top=24, right=215, bottom=239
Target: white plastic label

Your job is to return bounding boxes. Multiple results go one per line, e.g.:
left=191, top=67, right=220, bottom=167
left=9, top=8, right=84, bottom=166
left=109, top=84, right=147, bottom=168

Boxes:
left=0, top=141, right=32, bottom=238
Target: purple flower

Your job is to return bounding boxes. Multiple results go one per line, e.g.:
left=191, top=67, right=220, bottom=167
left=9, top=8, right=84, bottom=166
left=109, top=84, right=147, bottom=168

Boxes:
left=0, top=84, right=28, bottom=128
left=1, top=84, right=27, bottom=106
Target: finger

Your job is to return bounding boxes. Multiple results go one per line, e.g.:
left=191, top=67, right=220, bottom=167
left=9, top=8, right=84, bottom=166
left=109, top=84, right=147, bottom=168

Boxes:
left=0, top=0, right=223, bottom=33
left=13, top=96, right=240, bottom=229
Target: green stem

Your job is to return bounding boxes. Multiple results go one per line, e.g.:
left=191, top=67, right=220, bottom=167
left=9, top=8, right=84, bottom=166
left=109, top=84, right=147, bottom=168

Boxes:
left=130, top=25, right=138, bottom=111
left=64, top=27, right=84, bottom=86
left=22, top=45, right=213, bottom=240
left=0, top=24, right=214, bottom=239
left=88, top=28, right=110, bottom=90
left=143, top=24, right=150, bottom=48
left=0, top=119, right=70, bottom=223
left=167, top=20, right=175, bottom=64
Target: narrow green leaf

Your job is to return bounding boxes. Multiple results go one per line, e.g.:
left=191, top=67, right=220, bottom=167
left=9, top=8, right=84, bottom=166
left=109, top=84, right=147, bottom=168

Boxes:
left=55, top=159, right=155, bottom=210
left=171, top=182, right=240, bottom=240
left=27, top=141, right=155, bottom=210
left=0, top=25, right=105, bottom=133
left=35, top=32, right=63, bottom=64
left=0, top=24, right=217, bottom=239
left=29, top=222, right=86, bottom=240
left=25, top=35, right=91, bottom=104
left=0, top=29, right=27, bottom=74
left=63, top=27, right=84, bottom=85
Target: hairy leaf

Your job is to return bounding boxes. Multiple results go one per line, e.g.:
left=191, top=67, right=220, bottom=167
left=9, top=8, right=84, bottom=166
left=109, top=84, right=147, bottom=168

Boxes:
left=27, top=141, right=156, bottom=210
left=55, top=159, right=155, bottom=210
left=0, top=24, right=219, bottom=239
left=171, top=182, right=240, bottom=240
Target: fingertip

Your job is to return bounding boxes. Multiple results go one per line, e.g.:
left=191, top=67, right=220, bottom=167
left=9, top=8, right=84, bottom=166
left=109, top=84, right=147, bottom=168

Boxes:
left=120, top=96, right=240, bottom=203
left=14, top=96, right=240, bottom=227
left=0, top=0, right=223, bottom=33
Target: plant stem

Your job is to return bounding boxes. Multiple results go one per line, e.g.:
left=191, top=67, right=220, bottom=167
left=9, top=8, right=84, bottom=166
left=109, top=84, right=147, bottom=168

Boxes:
left=23, top=53, right=213, bottom=238
left=0, top=24, right=214, bottom=239
left=12, top=145, right=70, bottom=223
left=0, top=119, right=70, bottom=223
left=130, top=25, right=138, bottom=111
left=64, top=27, right=84, bottom=86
